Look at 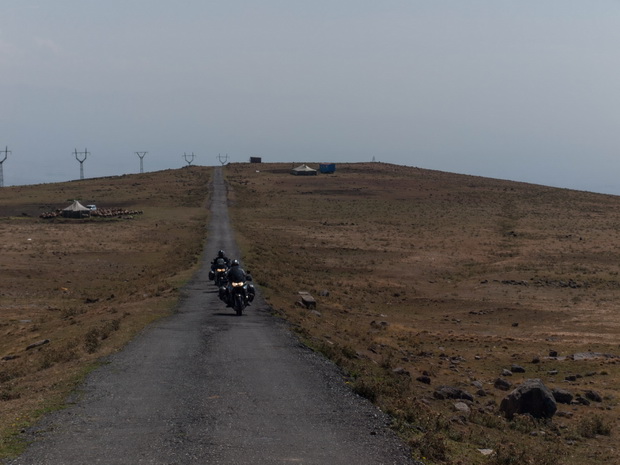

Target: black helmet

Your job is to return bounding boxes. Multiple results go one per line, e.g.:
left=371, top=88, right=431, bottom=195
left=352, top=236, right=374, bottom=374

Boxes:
left=231, top=259, right=240, bottom=267
left=218, top=250, right=225, bottom=258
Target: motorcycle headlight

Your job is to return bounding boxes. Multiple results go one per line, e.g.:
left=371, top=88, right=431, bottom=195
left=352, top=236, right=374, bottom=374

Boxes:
left=216, top=268, right=226, bottom=272
left=232, top=281, right=244, bottom=287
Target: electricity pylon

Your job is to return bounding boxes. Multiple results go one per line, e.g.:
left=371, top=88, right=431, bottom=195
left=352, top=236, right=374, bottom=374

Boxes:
left=74, top=148, right=89, bottom=180
left=0, top=146, right=11, bottom=187
left=136, top=151, right=148, bottom=173
left=217, top=153, right=229, bottom=165
left=183, top=152, right=195, bottom=166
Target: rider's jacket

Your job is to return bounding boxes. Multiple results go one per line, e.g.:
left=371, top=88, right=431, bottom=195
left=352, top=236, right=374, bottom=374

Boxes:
left=227, top=267, right=246, bottom=283
left=212, top=257, right=229, bottom=270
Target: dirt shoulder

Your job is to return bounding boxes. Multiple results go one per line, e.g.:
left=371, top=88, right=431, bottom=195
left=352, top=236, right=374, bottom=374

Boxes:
left=0, top=167, right=211, bottom=457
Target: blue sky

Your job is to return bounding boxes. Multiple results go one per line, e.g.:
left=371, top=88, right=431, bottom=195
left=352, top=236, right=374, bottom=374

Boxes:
left=1, top=1, right=619, bottom=194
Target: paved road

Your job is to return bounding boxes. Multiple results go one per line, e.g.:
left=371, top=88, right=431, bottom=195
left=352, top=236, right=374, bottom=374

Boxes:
left=6, top=167, right=415, bottom=465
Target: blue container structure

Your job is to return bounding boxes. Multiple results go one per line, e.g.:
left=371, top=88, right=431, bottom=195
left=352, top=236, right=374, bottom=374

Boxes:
left=319, top=163, right=336, bottom=174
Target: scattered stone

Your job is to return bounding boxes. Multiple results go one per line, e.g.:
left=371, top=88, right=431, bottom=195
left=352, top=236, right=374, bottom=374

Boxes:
left=548, top=370, right=558, bottom=376
left=453, top=402, right=471, bottom=416
left=392, top=367, right=410, bottom=376
left=570, top=352, right=620, bottom=361
left=318, top=289, right=330, bottom=297
left=26, top=339, right=50, bottom=351
left=433, top=386, right=474, bottom=401
left=549, top=350, right=558, bottom=357
left=511, top=364, right=526, bottom=373
left=297, top=292, right=316, bottom=309
left=556, top=411, right=573, bottom=418
left=531, top=356, right=541, bottom=364
left=471, top=380, right=483, bottom=389
left=552, top=389, right=573, bottom=404
left=494, top=378, right=512, bottom=391
left=565, top=375, right=577, bottom=382
left=573, top=395, right=590, bottom=406
left=511, top=322, right=519, bottom=327
left=476, top=389, right=488, bottom=397
left=370, top=320, right=389, bottom=329
left=502, top=369, right=513, bottom=377
left=584, top=390, right=602, bottom=403
left=416, top=375, right=431, bottom=385
left=499, top=379, right=557, bottom=420
left=1, top=355, right=19, bottom=361
left=477, top=449, right=494, bottom=456
left=310, top=310, right=322, bottom=317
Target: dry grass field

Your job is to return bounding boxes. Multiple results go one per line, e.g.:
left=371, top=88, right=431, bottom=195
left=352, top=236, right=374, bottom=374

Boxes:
left=2, top=162, right=620, bottom=464
left=0, top=166, right=211, bottom=458
left=226, top=162, right=620, bottom=465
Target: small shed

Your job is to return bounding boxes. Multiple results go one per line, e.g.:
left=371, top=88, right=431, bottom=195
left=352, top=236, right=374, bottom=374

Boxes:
left=319, top=163, right=336, bottom=174
left=250, top=157, right=262, bottom=163
left=291, top=164, right=317, bottom=176
left=62, top=200, right=91, bottom=218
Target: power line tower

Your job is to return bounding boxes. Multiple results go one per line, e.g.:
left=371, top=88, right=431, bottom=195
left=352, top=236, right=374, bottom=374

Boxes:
left=0, top=146, right=11, bottom=187
left=135, top=151, right=148, bottom=173
left=217, top=153, right=229, bottom=165
left=183, top=152, right=195, bottom=166
left=74, top=148, right=89, bottom=180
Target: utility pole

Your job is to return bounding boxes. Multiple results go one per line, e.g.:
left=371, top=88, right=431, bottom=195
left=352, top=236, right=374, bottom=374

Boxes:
left=0, top=146, right=11, bottom=187
left=183, top=152, right=195, bottom=166
left=74, top=148, right=89, bottom=180
left=135, top=151, right=148, bottom=173
left=217, top=153, right=229, bottom=165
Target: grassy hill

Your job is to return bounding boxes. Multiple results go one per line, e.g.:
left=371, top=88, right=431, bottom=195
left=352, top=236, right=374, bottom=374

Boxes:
left=1, top=162, right=619, bottom=464
left=0, top=166, right=211, bottom=457
left=226, top=162, right=620, bottom=465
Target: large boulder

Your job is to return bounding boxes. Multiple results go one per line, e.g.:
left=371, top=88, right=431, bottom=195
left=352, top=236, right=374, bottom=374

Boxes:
left=499, top=379, right=557, bottom=420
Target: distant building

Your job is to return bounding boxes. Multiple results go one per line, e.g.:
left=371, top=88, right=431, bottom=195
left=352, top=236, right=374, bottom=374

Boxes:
left=319, top=163, right=336, bottom=174
left=250, top=157, right=262, bottom=163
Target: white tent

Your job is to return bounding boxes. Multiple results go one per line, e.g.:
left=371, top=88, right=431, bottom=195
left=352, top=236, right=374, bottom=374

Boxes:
left=62, top=200, right=91, bottom=218
left=291, top=164, right=317, bottom=176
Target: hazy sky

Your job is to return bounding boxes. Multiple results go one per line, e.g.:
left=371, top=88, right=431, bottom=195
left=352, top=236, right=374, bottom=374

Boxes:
left=2, top=1, right=619, bottom=194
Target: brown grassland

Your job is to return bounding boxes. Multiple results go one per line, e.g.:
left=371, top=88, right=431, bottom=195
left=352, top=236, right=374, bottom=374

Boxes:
left=1, top=162, right=620, bottom=464
left=226, top=162, right=620, bottom=465
left=0, top=166, right=211, bottom=458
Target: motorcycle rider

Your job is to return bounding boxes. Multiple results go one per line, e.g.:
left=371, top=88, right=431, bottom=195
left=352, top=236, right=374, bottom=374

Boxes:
left=211, top=250, right=230, bottom=271
left=223, top=260, right=256, bottom=306
left=209, top=250, right=231, bottom=283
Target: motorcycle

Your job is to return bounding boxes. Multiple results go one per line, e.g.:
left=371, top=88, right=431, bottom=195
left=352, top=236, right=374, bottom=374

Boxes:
left=213, top=266, right=228, bottom=288
left=209, top=258, right=229, bottom=287
left=226, top=276, right=255, bottom=316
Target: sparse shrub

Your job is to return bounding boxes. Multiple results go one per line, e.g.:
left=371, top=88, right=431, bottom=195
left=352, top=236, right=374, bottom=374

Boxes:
left=99, top=319, right=121, bottom=340
left=410, top=431, right=449, bottom=463
left=39, top=339, right=79, bottom=369
left=470, top=410, right=506, bottom=430
left=508, top=413, right=539, bottom=434
left=577, top=414, right=612, bottom=438
left=0, top=389, right=20, bottom=402
left=351, top=378, right=377, bottom=402
left=84, top=328, right=100, bottom=353
left=487, top=442, right=564, bottom=465
left=340, top=345, right=357, bottom=359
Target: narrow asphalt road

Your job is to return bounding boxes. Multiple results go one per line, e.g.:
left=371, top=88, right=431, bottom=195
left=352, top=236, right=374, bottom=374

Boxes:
left=5, top=167, right=416, bottom=465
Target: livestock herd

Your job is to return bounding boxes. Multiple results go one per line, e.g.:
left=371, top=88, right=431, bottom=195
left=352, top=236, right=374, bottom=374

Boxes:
left=39, top=207, right=144, bottom=219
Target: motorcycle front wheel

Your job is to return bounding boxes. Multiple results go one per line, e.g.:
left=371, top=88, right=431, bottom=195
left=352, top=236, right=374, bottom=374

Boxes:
left=234, top=294, right=244, bottom=316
